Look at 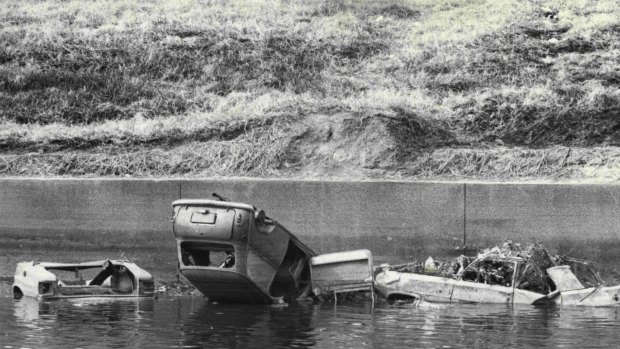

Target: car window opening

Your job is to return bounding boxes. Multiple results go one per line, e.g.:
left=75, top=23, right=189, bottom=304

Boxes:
left=180, top=242, right=235, bottom=268
left=51, top=262, right=136, bottom=295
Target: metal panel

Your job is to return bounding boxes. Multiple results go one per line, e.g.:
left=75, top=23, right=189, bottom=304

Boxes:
left=547, top=266, right=585, bottom=291
left=173, top=205, right=236, bottom=240
left=450, top=281, right=513, bottom=304
left=245, top=250, right=278, bottom=293
left=310, top=249, right=373, bottom=292
left=181, top=268, right=272, bottom=304
left=248, top=223, right=291, bottom=267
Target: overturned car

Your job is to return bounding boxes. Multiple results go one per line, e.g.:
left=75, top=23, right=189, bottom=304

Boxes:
left=375, top=242, right=620, bottom=306
left=13, top=260, right=155, bottom=300
left=171, top=196, right=374, bottom=304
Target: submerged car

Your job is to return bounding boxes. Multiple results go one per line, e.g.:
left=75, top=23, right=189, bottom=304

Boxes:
left=375, top=253, right=620, bottom=306
left=375, top=256, right=556, bottom=305
left=12, top=260, right=155, bottom=300
left=172, top=196, right=374, bottom=304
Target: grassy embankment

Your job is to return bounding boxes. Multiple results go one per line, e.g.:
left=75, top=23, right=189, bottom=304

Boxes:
left=0, top=0, right=618, bottom=180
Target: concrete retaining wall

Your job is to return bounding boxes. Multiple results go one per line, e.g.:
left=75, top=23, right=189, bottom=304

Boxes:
left=1, top=179, right=618, bottom=280
left=465, top=183, right=620, bottom=268
left=0, top=179, right=179, bottom=279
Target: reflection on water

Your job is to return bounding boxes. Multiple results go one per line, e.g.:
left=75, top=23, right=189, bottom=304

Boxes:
left=181, top=300, right=319, bottom=348
left=2, top=296, right=620, bottom=348
left=9, top=297, right=156, bottom=348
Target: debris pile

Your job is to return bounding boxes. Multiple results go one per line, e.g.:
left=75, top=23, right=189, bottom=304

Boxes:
left=383, top=241, right=603, bottom=293
left=465, top=241, right=556, bottom=293
left=554, top=255, right=602, bottom=288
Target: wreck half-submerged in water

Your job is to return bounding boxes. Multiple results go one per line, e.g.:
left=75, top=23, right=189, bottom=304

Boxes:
left=375, top=243, right=620, bottom=306
left=172, top=197, right=373, bottom=304
left=375, top=256, right=557, bottom=305
left=12, top=260, right=154, bottom=300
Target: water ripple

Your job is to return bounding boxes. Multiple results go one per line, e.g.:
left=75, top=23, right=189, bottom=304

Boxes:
left=1, top=296, right=620, bottom=348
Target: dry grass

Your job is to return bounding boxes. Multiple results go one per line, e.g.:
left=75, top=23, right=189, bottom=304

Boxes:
left=3, top=144, right=619, bottom=182
left=0, top=120, right=293, bottom=176
left=406, top=146, right=620, bottom=181
left=1, top=0, right=618, bottom=180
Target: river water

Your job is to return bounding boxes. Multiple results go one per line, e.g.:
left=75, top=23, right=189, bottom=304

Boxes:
left=1, top=291, right=620, bottom=349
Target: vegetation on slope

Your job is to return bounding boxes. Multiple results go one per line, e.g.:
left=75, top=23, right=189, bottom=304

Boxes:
left=0, top=0, right=618, bottom=180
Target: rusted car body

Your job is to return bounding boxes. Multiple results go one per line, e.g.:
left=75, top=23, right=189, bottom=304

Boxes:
left=375, top=257, right=620, bottom=306
left=375, top=270, right=554, bottom=305
left=375, top=257, right=555, bottom=305
left=172, top=198, right=374, bottom=304
left=12, top=260, right=155, bottom=300
left=173, top=199, right=316, bottom=304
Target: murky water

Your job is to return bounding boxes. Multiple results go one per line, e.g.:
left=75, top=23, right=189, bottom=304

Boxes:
left=2, top=290, right=620, bottom=349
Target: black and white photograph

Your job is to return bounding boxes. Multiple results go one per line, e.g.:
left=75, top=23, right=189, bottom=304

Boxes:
left=1, top=0, right=619, bottom=347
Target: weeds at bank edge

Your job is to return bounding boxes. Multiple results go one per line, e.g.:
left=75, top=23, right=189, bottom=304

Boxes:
left=0, top=0, right=619, bottom=179
left=2, top=145, right=619, bottom=181
left=405, top=146, right=620, bottom=181
left=0, top=120, right=294, bottom=177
